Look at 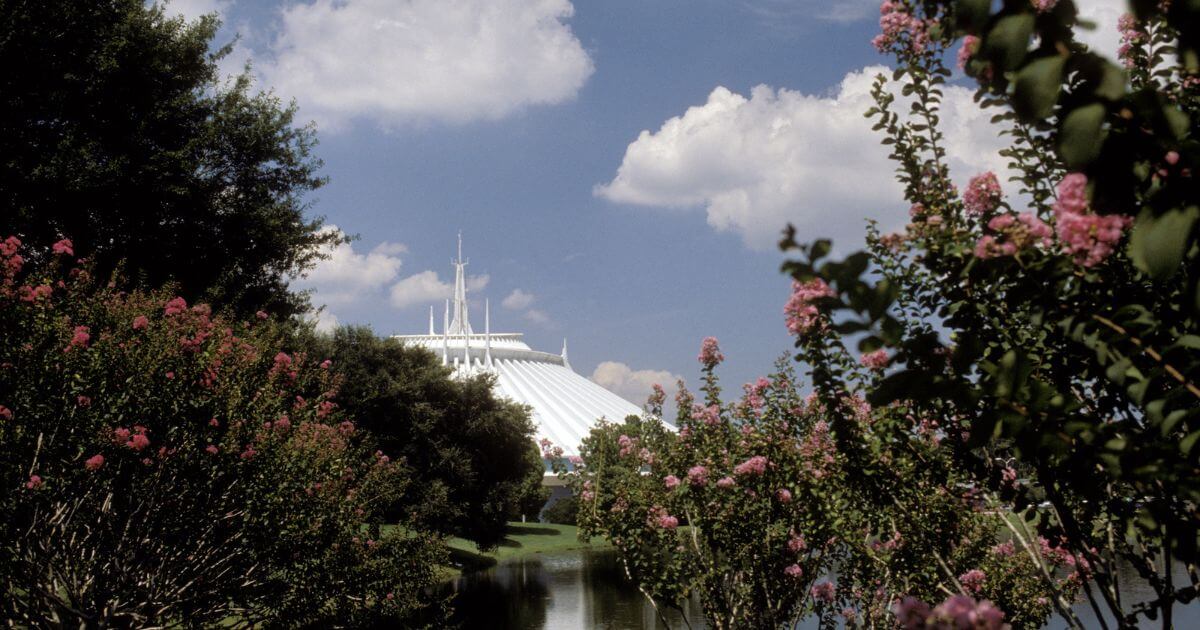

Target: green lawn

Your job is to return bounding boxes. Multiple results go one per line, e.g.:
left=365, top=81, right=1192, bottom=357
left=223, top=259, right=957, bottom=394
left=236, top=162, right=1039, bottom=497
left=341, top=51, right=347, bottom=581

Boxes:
left=441, top=522, right=609, bottom=578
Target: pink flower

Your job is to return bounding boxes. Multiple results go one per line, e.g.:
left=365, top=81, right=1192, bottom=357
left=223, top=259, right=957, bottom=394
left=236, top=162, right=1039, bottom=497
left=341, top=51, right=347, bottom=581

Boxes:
left=1032, top=0, right=1058, bottom=12
left=894, top=596, right=932, bottom=628
left=76, top=395, right=91, bottom=407
left=776, top=488, right=793, bottom=503
left=1055, top=208, right=1131, bottom=268
left=0, top=405, right=13, bottom=421
left=67, top=326, right=91, bottom=350
left=991, top=540, right=1015, bottom=557
left=132, top=315, right=149, bottom=330
left=206, top=445, right=219, bottom=455
left=656, top=514, right=679, bottom=529
left=957, top=35, right=980, bottom=71
left=240, top=446, right=257, bottom=460
left=697, top=336, right=723, bottom=368
left=691, top=404, right=721, bottom=426
left=52, top=239, right=74, bottom=256
left=716, top=476, right=736, bottom=489
left=686, top=465, right=709, bottom=487
left=733, top=455, right=769, bottom=476
left=1165, top=151, right=1180, bottom=166
left=209, top=418, right=220, bottom=427
left=784, top=564, right=803, bottom=578
left=963, top=172, right=1003, bottom=215
left=959, top=569, right=986, bottom=594
left=165, top=371, right=174, bottom=380
left=127, top=433, right=150, bottom=451
left=859, top=349, right=889, bottom=370
left=164, top=297, right=188, bottom=316
left=320, top=359, right=332, bottom=369
left=274, top=415, right=291, bottom=431
left=811, top=581, right=836, bottom=603
left=785, top=279, right=834, bottom=336
left=647, top=383, right=666, bottom=410
left=85, top=454, right=104, bottom=470
left=113, top=427, right=131, bottom=442
left=1054, top=173, right=1089, bottom=215
left=255, top=310, right=269, bottom=320
left=929, top=595, right=1006, bottom=629
left=25, top=474, right=43, bottom=489
left=788, top=531, right=807, bottom=553
left=663, top=475, right=681, bottom=490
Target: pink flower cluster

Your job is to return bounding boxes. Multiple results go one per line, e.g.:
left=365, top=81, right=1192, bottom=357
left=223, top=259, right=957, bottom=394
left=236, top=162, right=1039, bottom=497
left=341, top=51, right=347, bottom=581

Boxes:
left=85, top=454, right=105, bottom=470
left=663, top=475, right=681, bottom=490
left=698, top=336, right=724, bottom=368
left=733, top=455, right=769, bottom=476
left=859, top=349, right=889, bottom=371
left=67, top=326, right=91, bottom=351
left=0, top=405, right=12, bottom=421
left=1117, top=13, right=1145, bottom=68
left=52, top=239, right=74, bottom=256
left=647, top=383, right=666, bottom=410
left=974, top=212, right=1053, bottom=259
left=692, top=404, right=721, bottom=426
left=956, top=35, right=980, bottom=71
left=1052, top=174, right=1131, bottom=267
left=784, top=564, right=803, bottom=578
left=872, top=0, right=935, bottom=55
left=687, top=465, right=709, bottom=486
left=958, top=569, right=986, bottom=594
left=897, top=594, right=1006, bottom=629
left=811, top=581, right=836, bottom=604
left=648, top=506, right=679, bottom=530
left=788, top=531, right=807, bottom=553
left=784, top=279, right=834, bottom=336
left=163, top=296, right=188, bottom=317
left=1032, top=0, right=1058, bottom=13
left=963, top=172, right=1003, bottom=215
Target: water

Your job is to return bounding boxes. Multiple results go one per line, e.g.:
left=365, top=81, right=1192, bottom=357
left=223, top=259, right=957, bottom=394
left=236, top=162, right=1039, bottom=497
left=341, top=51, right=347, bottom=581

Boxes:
left=447, top=549, right=1198, bottom=629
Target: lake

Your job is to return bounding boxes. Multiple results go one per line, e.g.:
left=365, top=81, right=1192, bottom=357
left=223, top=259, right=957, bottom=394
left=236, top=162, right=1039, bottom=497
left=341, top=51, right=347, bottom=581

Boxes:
left=446, top=549, right=1197, bottom=629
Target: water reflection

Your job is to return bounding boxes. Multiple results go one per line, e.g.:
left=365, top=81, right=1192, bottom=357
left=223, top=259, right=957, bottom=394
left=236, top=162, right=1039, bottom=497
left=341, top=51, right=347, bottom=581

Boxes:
left=447, top=549, right=1197, bottom=629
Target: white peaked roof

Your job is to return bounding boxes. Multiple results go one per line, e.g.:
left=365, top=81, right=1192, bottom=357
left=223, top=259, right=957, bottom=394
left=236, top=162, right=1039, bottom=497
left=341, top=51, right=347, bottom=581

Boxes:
left=392, top=235, right=646, bottom=458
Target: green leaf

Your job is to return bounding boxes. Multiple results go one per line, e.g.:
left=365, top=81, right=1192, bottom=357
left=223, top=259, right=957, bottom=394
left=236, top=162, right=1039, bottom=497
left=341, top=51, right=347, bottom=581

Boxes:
left=1094, top=62, right=1128, bottom=101
left=1058, top=103, right=1107, bottom=167
left=985, top=14, right=1035, bottom=71
left=1013, top=56, right=1066, bottom=120
left=1128, top=205, right=1199, bottom=280
left=1181, top=430, right=1200, bottom=455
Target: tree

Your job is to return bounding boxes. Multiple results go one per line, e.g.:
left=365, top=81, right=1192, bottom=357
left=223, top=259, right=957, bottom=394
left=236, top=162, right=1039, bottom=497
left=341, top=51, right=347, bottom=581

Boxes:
left=304, top=326, right=545, bottom=549
left=0, top=1, right=341, bottom=318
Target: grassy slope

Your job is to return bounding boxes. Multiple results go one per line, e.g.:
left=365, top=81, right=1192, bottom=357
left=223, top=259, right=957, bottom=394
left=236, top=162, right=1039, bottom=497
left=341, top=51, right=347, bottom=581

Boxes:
left=442, top=522, right=608, bottom=578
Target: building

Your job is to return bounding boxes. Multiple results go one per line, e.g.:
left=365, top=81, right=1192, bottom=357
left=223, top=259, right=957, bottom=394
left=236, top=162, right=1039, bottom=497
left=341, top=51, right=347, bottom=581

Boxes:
left=393, top=237, right=646, bottom=481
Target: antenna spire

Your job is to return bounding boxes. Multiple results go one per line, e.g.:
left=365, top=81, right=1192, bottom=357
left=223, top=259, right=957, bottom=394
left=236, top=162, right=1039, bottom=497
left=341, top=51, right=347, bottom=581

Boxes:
left=561, top=338, right=570, bottom=369
left=448, top=233, right=472, bottom=335
left=485, top=299, right=493, bottom=369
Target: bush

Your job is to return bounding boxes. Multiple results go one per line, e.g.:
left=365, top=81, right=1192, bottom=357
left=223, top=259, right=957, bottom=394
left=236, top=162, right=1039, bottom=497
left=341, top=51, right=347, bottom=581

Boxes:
left=0, top=237, right=444, bottom=626
left=542, top=495, right=579, bottom=526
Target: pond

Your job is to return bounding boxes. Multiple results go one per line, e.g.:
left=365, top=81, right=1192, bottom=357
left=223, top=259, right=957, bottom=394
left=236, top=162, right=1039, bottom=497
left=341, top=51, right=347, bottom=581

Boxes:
left=446, top=549, right=1197, bottom=629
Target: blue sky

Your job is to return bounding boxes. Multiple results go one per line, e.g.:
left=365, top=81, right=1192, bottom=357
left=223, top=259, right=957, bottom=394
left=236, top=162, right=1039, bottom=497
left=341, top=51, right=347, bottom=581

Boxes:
left=168, top=0, right=1126, bottom=404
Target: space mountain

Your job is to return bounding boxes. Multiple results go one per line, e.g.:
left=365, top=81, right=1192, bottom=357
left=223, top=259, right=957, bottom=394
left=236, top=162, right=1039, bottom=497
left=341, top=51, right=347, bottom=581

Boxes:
left=393, top=238, right=646, bottom=481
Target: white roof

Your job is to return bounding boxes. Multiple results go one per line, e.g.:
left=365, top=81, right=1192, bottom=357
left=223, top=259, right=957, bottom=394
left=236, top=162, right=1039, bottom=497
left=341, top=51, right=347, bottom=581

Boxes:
left=391, top=235, right=648, bottom=457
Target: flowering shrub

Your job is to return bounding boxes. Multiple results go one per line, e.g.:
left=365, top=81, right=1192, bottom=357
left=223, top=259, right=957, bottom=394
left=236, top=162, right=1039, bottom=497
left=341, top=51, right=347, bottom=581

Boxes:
left=0, top=238, right=444, bottom=625
left=558, top=339, right=1070, bottom=628
left=777, top=0, right=1200, bottom=627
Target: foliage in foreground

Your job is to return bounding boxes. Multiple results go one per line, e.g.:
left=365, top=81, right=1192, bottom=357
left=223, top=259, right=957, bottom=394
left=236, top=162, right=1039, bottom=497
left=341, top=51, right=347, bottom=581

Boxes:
left=0, top=238, right=444, bottom=626
left=303, top=326, right=547, bottom=549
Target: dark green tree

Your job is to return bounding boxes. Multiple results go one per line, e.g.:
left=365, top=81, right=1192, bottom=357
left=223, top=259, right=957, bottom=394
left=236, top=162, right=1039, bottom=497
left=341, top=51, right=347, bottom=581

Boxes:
left=306, top=326, right=545, bottom=549
left=0, top=0, right=341, bottom=317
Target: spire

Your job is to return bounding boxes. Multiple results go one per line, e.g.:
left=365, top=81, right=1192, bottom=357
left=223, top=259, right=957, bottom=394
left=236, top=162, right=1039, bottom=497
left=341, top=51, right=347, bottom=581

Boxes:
left=561, top=338, right=570, bottom=369
left=448, top=232, right=473, bottom=335
left=441, top=299, right=449, bottom=365
left=428, top=305, right=435, bottom=335
left=485, top=298, right=493, bottom=369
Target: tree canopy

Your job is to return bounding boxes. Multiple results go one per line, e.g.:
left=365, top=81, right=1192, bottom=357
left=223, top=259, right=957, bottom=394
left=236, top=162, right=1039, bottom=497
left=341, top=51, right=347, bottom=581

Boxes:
left=0, top=0, right=340, bottom=318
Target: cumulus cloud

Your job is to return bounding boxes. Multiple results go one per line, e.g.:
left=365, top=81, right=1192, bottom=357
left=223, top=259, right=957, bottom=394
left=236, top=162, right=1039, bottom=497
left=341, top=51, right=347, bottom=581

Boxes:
left=310, top=310, right=340, bottom=334
left=523, top=308, right=551, bottom=325
left=1074, top=0, right=1126, bottom=60
left=291, top=227, right=405, bottom=307
left=596, top=66, right=1013, bottom=250
left=258, top=0, right=594, bottom=129
left=389, top=270, right=490, bottom=309
left=502, top=288, right=536, bottom=310
left=159, top=0, right=229, bottom=20
left=591, top=361, right=682, bottom=408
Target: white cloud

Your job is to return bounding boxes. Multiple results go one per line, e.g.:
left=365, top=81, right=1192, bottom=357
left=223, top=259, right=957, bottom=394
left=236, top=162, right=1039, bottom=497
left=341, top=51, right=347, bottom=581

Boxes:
left=523, top=308, right=551, bottom=325
left=1074, top=0, right=1126, bottom=61
left=742, top=0, right=877, bottom=25
left=389, top=270, right=490, bottom=309
left=591, top=361, right=682, bottom=408
left=159, top=0, right=229, bottom=21
left=258, top=0, right=594, bottom=129
left=292, top=227, right=405, bottom=306
left=311, top=310, right=340, bottom=334
left=595, top=66, right=1012, bottom=250
left=502, top=289, right=535, bottom=310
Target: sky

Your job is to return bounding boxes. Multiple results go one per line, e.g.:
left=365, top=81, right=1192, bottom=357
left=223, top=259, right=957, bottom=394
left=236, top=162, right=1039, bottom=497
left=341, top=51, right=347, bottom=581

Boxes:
left=164, top=0, right=1128, bottom=406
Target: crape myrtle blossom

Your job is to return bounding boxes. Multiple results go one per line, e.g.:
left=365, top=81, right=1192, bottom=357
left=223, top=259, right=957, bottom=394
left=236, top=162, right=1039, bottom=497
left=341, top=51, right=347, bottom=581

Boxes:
left=698, top=336, right=724, bottom=368
left=686, top=465, right=709, bottom=486
left=811, top=581, right=836, bottom=603
left=956, top=35, right=979, bottom=71
left=784, top=279, right=834, bottom=336
left=733, top=455, right=769, bottom=476
left=52, top=239, right=74, bottom=256
left=859, top=349, right=889, bottom=371
left=963, top=172, right=1002, bottom=216
left=1052, top=173, right=1132, bottom=268
left=872, top=0, right=937, bottom=55
left=974, top=212, right=1053, bottom=259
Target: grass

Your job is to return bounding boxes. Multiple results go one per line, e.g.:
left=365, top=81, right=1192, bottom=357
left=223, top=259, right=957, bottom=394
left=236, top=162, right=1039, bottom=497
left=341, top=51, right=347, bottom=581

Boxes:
left=439, top=522, right=608, bottom=579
